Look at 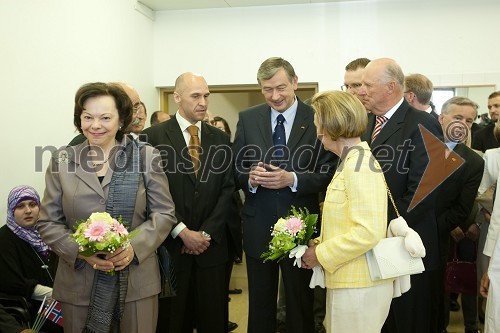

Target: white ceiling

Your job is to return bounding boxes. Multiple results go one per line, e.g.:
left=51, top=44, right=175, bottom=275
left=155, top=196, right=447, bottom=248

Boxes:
left=138, top=0, right=361, bottom=11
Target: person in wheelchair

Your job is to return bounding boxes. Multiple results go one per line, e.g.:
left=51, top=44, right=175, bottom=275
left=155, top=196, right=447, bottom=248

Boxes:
left=0, top=185, right=61, bottom=332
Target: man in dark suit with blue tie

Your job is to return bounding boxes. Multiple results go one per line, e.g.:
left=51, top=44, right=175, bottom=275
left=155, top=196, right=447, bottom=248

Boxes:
left=359, top=58, right=444, bottom=333
left=232, top=57, right=336, bottom=333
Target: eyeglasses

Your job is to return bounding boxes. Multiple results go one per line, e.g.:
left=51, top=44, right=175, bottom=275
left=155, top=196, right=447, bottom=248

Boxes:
left=341, top=83, right=362, bottom=91
left=133, top=102, right=143, bottom=113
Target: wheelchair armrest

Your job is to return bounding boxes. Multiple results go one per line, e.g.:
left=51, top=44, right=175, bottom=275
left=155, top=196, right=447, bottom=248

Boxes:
left=0, top=292, right=31, bottom=326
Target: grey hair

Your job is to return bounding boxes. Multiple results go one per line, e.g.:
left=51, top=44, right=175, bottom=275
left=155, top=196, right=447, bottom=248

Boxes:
left=441, top=96, right=479, bottom=116
left=257, top=57, right=296, bottom=84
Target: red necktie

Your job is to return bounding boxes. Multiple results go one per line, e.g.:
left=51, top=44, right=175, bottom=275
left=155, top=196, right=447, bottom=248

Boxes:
left=371, top=116, right=388, bottom=143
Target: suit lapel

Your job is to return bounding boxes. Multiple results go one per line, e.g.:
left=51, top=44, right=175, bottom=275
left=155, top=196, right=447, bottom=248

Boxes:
left=257, top=106, right=274, bottom=152
left=287, top=102, right=310, bottom=152
left=371, top=102, right=407, bottom=147
left=362, top=113, right=375, bottom=143
left=198, top=123, right=214, bottom=184
left=73, top=144, right=106, bottom=199
left=167, top=118, right=196, bottom=184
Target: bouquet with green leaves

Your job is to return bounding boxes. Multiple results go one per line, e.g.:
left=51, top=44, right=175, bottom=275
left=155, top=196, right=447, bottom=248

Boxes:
left=72, top=212, right=138, bottom=273
left=261, top=207, right=318, bottom=262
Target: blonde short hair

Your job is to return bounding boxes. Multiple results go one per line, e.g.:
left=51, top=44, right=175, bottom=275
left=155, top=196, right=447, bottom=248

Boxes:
left=311, top=90, right=368, bottom=141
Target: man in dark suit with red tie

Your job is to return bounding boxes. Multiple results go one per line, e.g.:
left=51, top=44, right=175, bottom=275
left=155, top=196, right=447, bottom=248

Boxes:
left=359, top=58, right=444, bottom=333
left=142, top=72, right=235, bottom=333
left=232, top=57, right=336, bottom=333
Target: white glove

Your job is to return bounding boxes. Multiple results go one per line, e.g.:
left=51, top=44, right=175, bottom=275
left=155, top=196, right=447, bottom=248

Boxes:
left=404, top=229, right=426, bottom=258
left=32, top=284, right=53, bottom=301
left=387, top=216, right=426, bottom=258
left=289, top=245, right=308, bottom=268
left=387, top=216, right=410, bottom=237
left=309, top=266, right=325, bottom=288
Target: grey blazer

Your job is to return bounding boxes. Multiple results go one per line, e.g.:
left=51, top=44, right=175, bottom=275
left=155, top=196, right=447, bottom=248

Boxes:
left=37, top=138, right=176, bottom=305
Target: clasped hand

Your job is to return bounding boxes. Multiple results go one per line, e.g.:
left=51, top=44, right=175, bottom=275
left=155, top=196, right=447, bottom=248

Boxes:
left=180, top=229, right=211, bottom=255
left=249, top=162, right=294, bottom=189
left=80, top=244, right=135, bottom=272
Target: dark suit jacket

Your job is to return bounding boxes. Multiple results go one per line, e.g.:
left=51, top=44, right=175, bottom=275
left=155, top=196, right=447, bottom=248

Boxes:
left=435, top=144, right=484, bottom=262
left=362, top=100, right=444, bottom=270
left=142, top=117, right=235, bottom=268
left=472, top=123, right=499, bottom=152
left=232, top=100, right=337, bottom=259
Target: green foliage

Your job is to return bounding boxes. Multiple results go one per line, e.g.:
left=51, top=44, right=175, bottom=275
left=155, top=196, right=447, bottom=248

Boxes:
left=260, top=206, right=318, bottom=262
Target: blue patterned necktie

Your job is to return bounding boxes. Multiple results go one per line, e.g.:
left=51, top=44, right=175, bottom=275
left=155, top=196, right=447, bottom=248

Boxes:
left=273, top=114, right=286, bottom=158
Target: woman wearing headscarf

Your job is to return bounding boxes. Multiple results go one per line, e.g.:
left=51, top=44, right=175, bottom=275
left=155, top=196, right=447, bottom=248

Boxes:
left=0, top=185, right=61, bottom=332
left=37, top=82, right=177, bottom=333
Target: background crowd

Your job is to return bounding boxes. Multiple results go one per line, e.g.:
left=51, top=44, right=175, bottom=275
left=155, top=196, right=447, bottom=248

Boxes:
left=1, top=55, right=499, bottom=333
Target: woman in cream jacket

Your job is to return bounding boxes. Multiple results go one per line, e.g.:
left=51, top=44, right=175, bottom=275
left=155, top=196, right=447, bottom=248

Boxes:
left=301, top=91, right=393, bottom=333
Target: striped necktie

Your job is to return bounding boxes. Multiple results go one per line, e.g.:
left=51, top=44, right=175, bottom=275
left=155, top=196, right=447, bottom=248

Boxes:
left=371, top=115, right=388, bottom=143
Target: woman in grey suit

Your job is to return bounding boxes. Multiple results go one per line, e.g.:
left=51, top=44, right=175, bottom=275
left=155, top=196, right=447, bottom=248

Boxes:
left=37, top=82, right=177, bottom=333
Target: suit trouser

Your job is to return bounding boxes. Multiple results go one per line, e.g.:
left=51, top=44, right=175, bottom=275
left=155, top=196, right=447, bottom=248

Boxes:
left=246, top=255, right=314, bottom=333
left=382, top=269, right=438, bottom=333
left=62, top=295, right=158, bottom=333
left=158, top=257, right=226, bottom=333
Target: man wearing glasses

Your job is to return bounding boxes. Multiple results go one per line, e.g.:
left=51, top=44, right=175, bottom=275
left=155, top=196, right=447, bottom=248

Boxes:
left=341, top=57, right=370, bottom=102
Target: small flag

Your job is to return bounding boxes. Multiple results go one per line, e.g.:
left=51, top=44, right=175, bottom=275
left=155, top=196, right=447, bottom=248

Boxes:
left=30, top=298, right=64, bottom=332
left=47, top=300, right=64, bottom=326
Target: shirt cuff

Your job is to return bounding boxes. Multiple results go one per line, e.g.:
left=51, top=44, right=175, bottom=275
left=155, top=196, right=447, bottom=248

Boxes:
left=289, top=172, right=298, bottom=192
left=171, top=222, right=187, bottom=238
left=248, top=179, right=258, bottom=193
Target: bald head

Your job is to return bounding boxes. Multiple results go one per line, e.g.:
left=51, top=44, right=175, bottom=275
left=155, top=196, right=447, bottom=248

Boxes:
left=367, top=58, right=405, bottom=88
left=111, top=82, right=140, bottom=107
left=359, top=58, right=405, bottom=116
left=175, top=72, right=207, bottom=95
left=173, top=72, right=210, bottom=124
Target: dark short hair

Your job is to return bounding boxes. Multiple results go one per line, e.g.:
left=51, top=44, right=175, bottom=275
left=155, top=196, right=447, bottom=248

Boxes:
left=489, top=91, right=500, bottom=100
left=257, top=57, right=296, bottom=84
left=212, top=116, right=231, bottom=136
left=345, top=58, right=371, bottom=71
left=73, top=82, right=133, bottom=141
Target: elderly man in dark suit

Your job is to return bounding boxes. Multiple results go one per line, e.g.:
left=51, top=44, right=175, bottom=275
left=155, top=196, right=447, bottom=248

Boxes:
left=358, top=58, right=444, bottom=333
left=232, top=57, right=336, bottom=333
left=142, top=72, right=235, bottom=333
left=434, top=96, right=484, bottom=333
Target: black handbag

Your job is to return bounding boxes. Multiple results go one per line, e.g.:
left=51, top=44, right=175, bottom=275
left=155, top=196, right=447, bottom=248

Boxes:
left=157, top=245, right=177, bottom=298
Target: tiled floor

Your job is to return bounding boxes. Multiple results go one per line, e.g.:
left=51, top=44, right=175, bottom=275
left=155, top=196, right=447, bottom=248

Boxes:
left=228, top=256, right=484, bottom=333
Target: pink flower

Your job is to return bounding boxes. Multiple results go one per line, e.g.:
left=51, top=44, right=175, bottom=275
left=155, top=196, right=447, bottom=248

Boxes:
left=84, top=220, right=111, bottom=242
left=112, top=219, right=128, bottom=236
left=285, top=217, right=303, bottom=235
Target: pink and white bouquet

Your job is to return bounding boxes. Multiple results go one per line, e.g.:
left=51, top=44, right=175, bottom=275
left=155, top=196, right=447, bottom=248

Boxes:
left=261, top=207, right=318, bottom=262
left=72, top=212, right=137, bottom=260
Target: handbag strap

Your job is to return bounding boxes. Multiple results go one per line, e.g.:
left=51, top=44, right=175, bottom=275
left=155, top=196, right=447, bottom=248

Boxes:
left=452, top=239, right=478, bottom=263
left=378, top=164, right=400, bottom=217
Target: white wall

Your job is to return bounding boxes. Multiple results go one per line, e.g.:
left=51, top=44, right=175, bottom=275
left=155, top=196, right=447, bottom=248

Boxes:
left=0, top=0, right=156, bottom=224
left=3, top=0, right=500, bottom=223
left=153, top=0, right=500, bottom=91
